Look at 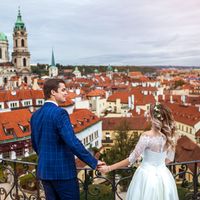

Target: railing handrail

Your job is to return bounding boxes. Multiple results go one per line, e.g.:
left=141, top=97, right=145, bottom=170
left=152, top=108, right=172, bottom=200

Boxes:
left=0, top=158, right=200, bottom=169
left=0, top=158, right=200, bottom=200
left=0, top=158, right=37, bottom=166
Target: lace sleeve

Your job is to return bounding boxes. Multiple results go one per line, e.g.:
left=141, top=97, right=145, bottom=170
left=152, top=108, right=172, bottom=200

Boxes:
left=128, top=135, right=149, bottom=165
left=166, top=148, right=175, bottom=162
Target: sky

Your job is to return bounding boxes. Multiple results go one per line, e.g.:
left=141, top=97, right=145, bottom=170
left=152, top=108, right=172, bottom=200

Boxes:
left=1, top=0, right=200, bottom=66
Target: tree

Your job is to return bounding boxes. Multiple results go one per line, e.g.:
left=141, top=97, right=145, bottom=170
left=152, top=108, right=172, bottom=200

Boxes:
left=173, top=80, right=186, bottom=89
left=103, top=120, right=139, bottom=165
left=102, top=119, right=139, bottom=191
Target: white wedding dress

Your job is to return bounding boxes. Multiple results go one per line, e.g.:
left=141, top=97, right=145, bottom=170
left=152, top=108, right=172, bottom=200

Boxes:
left=126, top=134, right=179, bottom=200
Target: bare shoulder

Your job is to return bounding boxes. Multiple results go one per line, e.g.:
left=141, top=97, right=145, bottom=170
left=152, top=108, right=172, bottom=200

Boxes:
left=141, top=131, right=153, bottom=137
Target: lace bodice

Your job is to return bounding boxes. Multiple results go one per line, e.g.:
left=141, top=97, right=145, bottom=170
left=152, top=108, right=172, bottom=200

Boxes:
left=128, top=134, right=175, bottom=165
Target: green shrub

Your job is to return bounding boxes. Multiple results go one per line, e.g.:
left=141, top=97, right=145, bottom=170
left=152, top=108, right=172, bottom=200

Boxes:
left=19, top=173, right=36, bottom=191
left=80, top=184, right=113, bottom=200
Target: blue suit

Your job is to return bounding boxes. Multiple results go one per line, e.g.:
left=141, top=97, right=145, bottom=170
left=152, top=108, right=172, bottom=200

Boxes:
left=31, top=102, right=97, bottom=199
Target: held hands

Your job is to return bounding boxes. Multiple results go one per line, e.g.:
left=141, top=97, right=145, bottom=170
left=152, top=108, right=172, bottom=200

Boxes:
left=96, top=160, right=112, bottom=174
left=98, top=165, right=111, bottom=174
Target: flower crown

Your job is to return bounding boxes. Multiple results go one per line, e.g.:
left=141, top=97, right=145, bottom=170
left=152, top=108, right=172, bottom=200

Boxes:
left=153, top=103, right=164, bottom=120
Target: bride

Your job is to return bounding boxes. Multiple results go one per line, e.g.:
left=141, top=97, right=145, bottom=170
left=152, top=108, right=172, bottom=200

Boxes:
left=99, top=103, right=179, bottom=200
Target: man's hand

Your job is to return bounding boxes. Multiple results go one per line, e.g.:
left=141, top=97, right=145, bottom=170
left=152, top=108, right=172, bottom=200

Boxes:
left=96, top=160, right=106, bottom=169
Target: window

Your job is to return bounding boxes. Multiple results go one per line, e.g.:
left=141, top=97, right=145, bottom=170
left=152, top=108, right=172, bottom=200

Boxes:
left=16, top=148, right=23, bottom=156
left=23, top=58, right=26, bottom=67
left=89, top=135, right=92, bottom=142
left=85, top=137, right=89, bottom=144
left=15, top=40, right=18, bottom=47
left=0, top=48, right=2, bottom=59
left=21, top=39, right=25, bottom=47
left=105, top=132, right=110, bottom=141
left=3, top=152, right=9, bottom=158
left=190, top=128, right=192, bottom=134
left=10, top=102, right=18, bottom=108
left=133, top=132, right=138, bottom=137
left=38, top=100, right=43, bottom=105
left=24, top=101, right=31, bottom=106
left=94, top=131, right=98, bottom=138
left=4, top=128, right=14, bottom=136
left=19, top=125, right=29, bottom=132
left=95, top=141, right=98, bottom=147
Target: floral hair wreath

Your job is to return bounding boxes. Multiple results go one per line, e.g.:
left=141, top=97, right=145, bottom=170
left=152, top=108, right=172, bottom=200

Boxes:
left=153, top=102, right=164, bottom=121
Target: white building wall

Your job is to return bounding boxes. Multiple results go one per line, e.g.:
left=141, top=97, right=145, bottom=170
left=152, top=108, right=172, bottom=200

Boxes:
left=62, top=105, right=74, bottom=115
left=76, top=121, right=102, bottom=149
left=75, top=100, right=90, bottom=110
left=21, top=99, right=33, bottom=106
left=95, top=98, right=107, bottom=117
left=8, top=101, right=19, bottom=108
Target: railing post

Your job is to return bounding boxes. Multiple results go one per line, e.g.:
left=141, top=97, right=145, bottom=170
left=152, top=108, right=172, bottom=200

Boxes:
left=35, top=165, right=41, bottom=200
left=112, top=170, right=116, bottom=200
left=193, top=162, right=198, bottom=199
left=13, top=161, right=19, bottom=200
left=84, top=169, right=88, bottom=200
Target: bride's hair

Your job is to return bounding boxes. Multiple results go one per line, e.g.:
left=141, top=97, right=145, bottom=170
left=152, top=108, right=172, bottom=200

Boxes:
left=149, top=103, right=177, bottom=150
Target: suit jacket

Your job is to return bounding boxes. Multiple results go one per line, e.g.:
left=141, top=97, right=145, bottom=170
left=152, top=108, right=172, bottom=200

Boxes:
left=31, top=102, right=97, bottom=180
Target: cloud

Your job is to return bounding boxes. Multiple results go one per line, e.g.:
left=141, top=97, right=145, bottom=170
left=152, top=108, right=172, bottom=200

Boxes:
left=0, top=0, right=200, bottom=66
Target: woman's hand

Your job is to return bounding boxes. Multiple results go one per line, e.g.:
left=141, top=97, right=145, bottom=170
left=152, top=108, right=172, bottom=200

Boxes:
left=98, top=165, right=111, bottom=174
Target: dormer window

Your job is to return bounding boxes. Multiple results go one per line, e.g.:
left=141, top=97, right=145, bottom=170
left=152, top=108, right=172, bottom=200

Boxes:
left=4, top=128, right=14, bottom=136
left=3, top=123, right=14, bottom=136
left=19, top=122, right=30, bottom=132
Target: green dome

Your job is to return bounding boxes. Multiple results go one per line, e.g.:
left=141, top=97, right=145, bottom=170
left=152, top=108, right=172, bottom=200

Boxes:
left=94, top=68, right=99, bottom=73
left=14, top=8, right=26, bottom=31
left=114, top=68, right=118, bottom=72
left=0, top=32, right=8, bottom=41
left=107, top=64, right=113, bottom=72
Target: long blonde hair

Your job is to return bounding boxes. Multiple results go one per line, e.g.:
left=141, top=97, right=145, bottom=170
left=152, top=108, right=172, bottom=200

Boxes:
left=149, top=103, right=177, bottom=150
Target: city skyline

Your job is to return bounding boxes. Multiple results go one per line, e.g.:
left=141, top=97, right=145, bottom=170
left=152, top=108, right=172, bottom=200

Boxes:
left=1, top=0, right=200, bottom=66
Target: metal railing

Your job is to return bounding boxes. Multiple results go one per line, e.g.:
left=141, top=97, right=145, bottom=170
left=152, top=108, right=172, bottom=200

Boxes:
left=0, top=158, right=199, bottom=200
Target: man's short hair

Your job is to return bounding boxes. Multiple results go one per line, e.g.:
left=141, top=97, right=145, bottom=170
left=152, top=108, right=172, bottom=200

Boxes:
left=43, top=79, right=65, bottom=99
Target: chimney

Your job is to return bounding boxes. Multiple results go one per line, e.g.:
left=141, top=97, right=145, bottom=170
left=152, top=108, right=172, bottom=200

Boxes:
left=131, top=95, right=134, bottom=110
left=128, top=96, right=131, bottom=109
left=162, top=94, right=165, bottom=101
left=76, top=89, right=80, bottom=95
left=181, top=95, right=186, bottom=104
left=136, top=107, right=141, bottom=115
left=170, top=95, right=173, bottom=103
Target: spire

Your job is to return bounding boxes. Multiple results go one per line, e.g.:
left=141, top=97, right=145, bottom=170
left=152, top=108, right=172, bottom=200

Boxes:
left=14, top=7, right=26, bottom=31
left=17, top=7, right=22, bottom=21
left=51, top=49, right=55, bottom=66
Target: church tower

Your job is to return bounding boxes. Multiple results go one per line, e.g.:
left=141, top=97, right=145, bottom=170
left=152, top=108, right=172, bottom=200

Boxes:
left=0, top=32, right=9, bottom=63
left=12, top=8, right=31, bottom=81
left=49, top=49, right=58, bottom=77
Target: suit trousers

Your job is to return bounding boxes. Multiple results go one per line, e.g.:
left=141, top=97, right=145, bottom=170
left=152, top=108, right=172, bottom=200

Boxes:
left=42, top=178, right=80, bottom=200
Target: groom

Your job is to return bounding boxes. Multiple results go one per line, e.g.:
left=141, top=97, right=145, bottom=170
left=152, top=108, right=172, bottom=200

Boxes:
left=31, top=78, right=104, bottom=200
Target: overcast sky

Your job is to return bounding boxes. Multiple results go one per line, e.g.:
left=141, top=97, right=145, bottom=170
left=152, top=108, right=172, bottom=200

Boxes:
left=1, top=0, right=200, bottom=66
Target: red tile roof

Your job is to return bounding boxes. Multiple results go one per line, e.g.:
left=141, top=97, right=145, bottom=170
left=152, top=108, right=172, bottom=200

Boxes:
left=87, top=89, right=106, bottom=97
left=175, top=135, right=200, bottom=172
left=59, top=97, right=74, bottom=107
left=107, top=91, right=156, bottom=105
left=107, top=92, right=129, bottom=104
left=70, top=109, right=101, bottom=133
left=102, top=116, right=149, bottom=131
left=66, top=92, right=78, bottom=99
left=0, top=109, right=31, bottom=142
left=0, top=89, right=73, bottom=108
left=165, top=103, right=200, bottom=126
